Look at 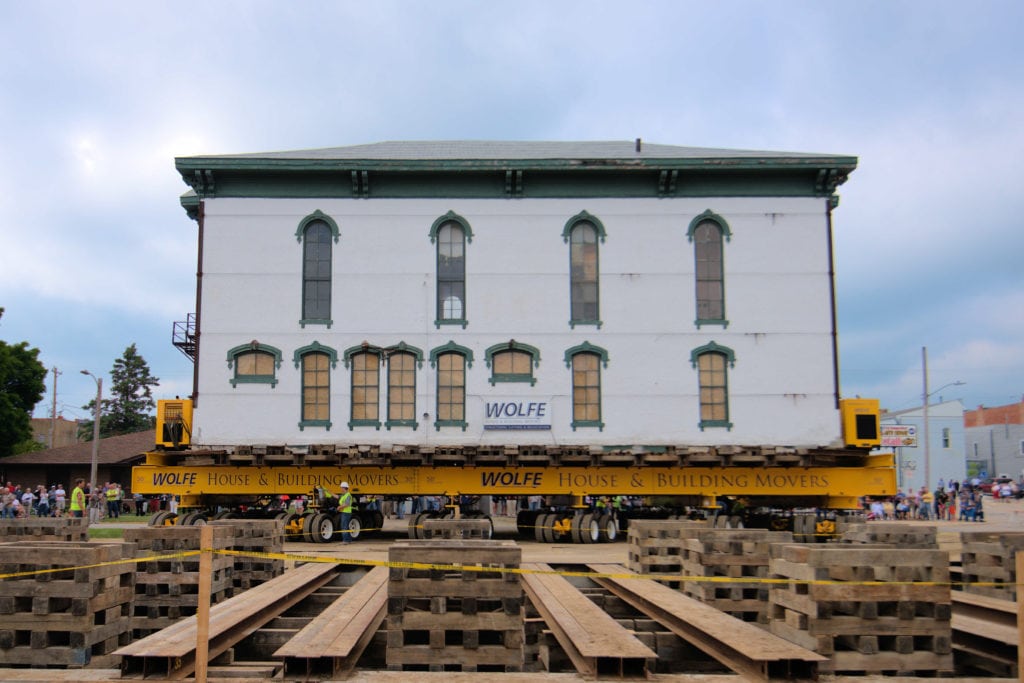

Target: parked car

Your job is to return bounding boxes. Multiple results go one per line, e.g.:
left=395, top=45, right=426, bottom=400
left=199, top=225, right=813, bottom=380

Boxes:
left=980, top=477, right=1022, bottom=498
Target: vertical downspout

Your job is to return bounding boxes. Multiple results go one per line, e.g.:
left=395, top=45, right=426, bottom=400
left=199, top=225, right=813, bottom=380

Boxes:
left=826, top=198, right=841, bottom=409
left=192, top=200, right=204, bottom=407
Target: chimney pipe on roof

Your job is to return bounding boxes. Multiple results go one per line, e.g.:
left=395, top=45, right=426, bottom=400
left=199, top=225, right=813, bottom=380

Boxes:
left=635, top=138, right=642, bottom=153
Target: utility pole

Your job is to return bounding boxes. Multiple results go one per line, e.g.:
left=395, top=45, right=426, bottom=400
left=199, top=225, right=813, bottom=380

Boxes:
left=49, top=367, right=61, bottom=448
left=922, top=346, right=930, bottom=491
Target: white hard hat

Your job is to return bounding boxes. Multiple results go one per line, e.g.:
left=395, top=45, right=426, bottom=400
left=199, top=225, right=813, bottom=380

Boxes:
left=340, top=482, right=349, bottom=489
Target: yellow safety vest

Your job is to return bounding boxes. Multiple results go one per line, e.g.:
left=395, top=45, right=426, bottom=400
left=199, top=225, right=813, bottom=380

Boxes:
left=106, top=488, right=118, bottom=501
left=339, top=492, right=353, bottom=513
left=70, top=487, right=85, bottom=512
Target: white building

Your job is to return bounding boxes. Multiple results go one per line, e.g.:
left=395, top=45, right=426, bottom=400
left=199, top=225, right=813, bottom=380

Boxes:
left=881, top=400, right=966, bottom=492
left=173, top=141, right=858, bottom=452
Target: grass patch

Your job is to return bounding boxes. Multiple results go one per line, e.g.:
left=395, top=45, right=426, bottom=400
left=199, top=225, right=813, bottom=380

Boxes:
left=89, top=526, right=126, bottom=539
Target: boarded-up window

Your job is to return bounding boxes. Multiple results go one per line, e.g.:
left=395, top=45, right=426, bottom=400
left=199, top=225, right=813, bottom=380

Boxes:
left=572, top=352, right=601, bottom=424
left=698, top=352, right=728, bottom=423
left=236, top=351, right=275, bottom=378
left=351, top=352, right=379, bottom=421
left=388, top=352, right=416, bottom=423
left=437, top=352, right=465, bottom=422
left=570, top=222, right=599, bottom=322
left=302, top=352, right=330, bottom=422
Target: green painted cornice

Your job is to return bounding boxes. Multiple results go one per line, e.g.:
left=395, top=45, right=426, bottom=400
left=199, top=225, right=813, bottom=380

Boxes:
left=561, top=210, right=607, bottom=243
left=484, top=340, right=541, bottom=368
left=428, top=210, right=473, bottom=243
left=174, top=143, right=856, bottom=210
left=689, top=341, right=736, bottom=368
left=686, top=209, right=732, bottom=243
left=295, top=209, right=340, bottom=243
left=292, top=341, right=339, bottom=369
left=429, top=340, right=475, bottom=368
left=563, top=341, right=609, bottom=368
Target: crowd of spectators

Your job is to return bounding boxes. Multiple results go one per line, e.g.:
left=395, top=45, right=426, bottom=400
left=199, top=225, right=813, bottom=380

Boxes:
left=0, top=481, right=133, bottom=522
left=863, top=476, right=1020, bottom=523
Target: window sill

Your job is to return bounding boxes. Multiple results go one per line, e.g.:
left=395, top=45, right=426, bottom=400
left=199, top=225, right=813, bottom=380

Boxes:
left=434, top=420, right=468, bottom=432
left=699, top=420, right=733, bottom=432
left=571, top=420, right=605, bottom=432
left=434, top=318, right=468, bottom=329
left=348, top=419, right=381, bottom=431
left=298, top=419, right=332, bottom=431
left=230, top=377, right=278, bottom=388
left=490, top=374, right=536, bottom=386
left=385, top=419, right=419, bottom=431
left=300, top=318, right=333, bottom=329
left=569, top=319, right=603, bottom=329
left=695, top=318, right=729, bottom=329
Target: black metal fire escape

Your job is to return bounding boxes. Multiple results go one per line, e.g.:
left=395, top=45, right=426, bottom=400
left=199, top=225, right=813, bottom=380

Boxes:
left=172, top=313, right=197, bottom=361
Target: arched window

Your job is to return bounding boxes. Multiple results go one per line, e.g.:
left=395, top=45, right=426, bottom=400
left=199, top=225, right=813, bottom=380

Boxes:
left=690, top=342, right=736, bottom=431
left=300, top=352, right=331, bottom=430
left=348, top=350, right=381, bottom=430
left=430, top=211, right=472, bottom=328
left=688, top=210, right=731, bottom=328
left=386, top=351, right=418, bottom=430
left=227, top=342, right=282, bottom=387
left=486, top=341, right=540, bottom=386
left=297, top=211, right=339, bottom=328
left=563, top=211, right=605, bottom=328
left=564, top=342, right=609, bottom=431
left=430, top=341, right=473, bottom=431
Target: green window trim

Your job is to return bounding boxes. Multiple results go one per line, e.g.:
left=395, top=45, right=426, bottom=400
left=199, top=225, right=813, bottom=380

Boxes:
left=432, top=211, right=470, bottom=329
left=690, top=341, right=735, bottom=432
left=689, top=209, right=730, bottom=329
left=226, top=342, right=283, bottom=388
left=385, top=347, right=422, bottom=431
left=298, top=419, right=332, bottom=431
left=348, top=419, right=382, bottom=430
left=300, top=318, right=333, bottom=329
left=431, top=342, right=472, bottom=431
left=292, top=342, right=339, bottom=369
left=428, top=210, right=474, bottom=244
left=485, top=340, right=540, bottom=386
left=429, top=341, right=475, bottom=368
left=566, top=344, right=607, bottom=432
left=345, top=345, right=383, bottom=431
left=561, top=210, right=607, bottom=243
left=294, top=209, right=340, bottom=243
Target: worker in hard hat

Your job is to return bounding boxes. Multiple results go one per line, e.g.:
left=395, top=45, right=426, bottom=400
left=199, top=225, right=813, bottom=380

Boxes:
left=339, top=482, right=354, bottom=544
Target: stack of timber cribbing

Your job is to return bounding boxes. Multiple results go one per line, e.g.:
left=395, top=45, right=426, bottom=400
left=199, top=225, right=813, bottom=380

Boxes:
left=951, top=590, right=1019, bottom=677
left=0, top=518, right=88, bottom=542
left=680, top=528, right=794, bottom=625
left=421, top=518, right=491, bottom=539
left=626, top=519, right=707, bottom=586
left=123, top=525, right=236, bottom=637
left=769, top=544, right=953, bottom=675
left=386, top=540, right=524, bottom=672
left=208, top=518, right=285, bottom=592
left=0, top=541, right=135, bottom=668
left=959, top=530, right=1024, bottom=600
left=838, top=522, right=938, bottom=548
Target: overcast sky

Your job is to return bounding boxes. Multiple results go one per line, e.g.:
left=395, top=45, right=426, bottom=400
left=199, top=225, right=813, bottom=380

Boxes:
left=1, top=1, right=1021, bottom=423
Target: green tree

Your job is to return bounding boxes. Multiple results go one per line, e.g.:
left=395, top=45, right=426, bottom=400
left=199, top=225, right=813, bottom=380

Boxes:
left=0, top=309, right=48, bottom=457
left=81, top=344, right=160, bottom=439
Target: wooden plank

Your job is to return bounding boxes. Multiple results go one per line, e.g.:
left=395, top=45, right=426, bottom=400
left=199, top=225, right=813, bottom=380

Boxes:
left=588, top=563, right=823, bottom=681
left=117, top=562, right=339, bottom=679
left=275, top=565, right=387, bottom=657
left=521, top=562, right=653, bottom=677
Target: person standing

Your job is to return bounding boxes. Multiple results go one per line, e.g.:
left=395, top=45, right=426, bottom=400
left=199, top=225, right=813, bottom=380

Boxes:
left=69, top=479, right=86, bottom=519
left=105, top=484, right=120, bottom=519
left=339, top=482, right=354, bottom=544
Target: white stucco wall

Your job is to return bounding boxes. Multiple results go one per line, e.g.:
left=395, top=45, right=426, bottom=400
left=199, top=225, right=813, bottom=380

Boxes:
left=190, top=196, right=844, bottom=448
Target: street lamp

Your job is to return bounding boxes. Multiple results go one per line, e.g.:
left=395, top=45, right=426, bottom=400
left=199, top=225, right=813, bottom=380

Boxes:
left=80, top=370, right=102, bottom=493
left=921, top=346, right=965, bottom=490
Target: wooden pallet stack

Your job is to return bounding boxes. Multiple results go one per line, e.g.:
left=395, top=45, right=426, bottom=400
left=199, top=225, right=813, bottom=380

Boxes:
left=838, top=523, right=938, bottom=548
left=680, top=528, right=794, bottom=625
left=209, top=519, right=285, bottom=592
left=769, top=544, right=953, bottom=675
left=123, top=525, right=236, bottom=637
left=626, top=519, right=707, bottom=586
left=421, top=518, right=491, bottom=539
left=386, top=540, right=524, bottom=672
left=959, top=530, right=1024, bottom=600
left=0, top=518, right=89, bottom=542
left=0, top=541, right=136, bottom=668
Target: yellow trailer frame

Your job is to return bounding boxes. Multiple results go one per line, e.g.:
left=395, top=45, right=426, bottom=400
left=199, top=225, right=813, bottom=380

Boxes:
left=132, top=453, right=895, bottom=511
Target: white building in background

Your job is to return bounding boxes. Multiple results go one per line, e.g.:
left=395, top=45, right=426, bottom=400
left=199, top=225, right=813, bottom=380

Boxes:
left=172, top=141, right=859, bottom=451
left=881, top=400, right=966, bottom=492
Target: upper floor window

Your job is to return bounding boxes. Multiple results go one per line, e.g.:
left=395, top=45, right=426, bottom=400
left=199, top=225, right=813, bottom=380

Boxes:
left=386, top=346, right=424, bottom=430
left=690, top=341, right=735, bottom=431
left=227, top=342, right=282, bottom=388
left=430, top=211, right=472, bottom=328
left=563, top=211, right=606, bottom=328
left=942, top=427, right=950, bottom=449
left=687, top=210, right=731, bottom=328
left=295, top=210, right=339, bottom=328
left=293, top=342, right=337, bottom=431
left=564, top=342, right=609, bottom=431
left=485, top=340, right=540, bottom=386
left=430, top=341, right=474, bottom=431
